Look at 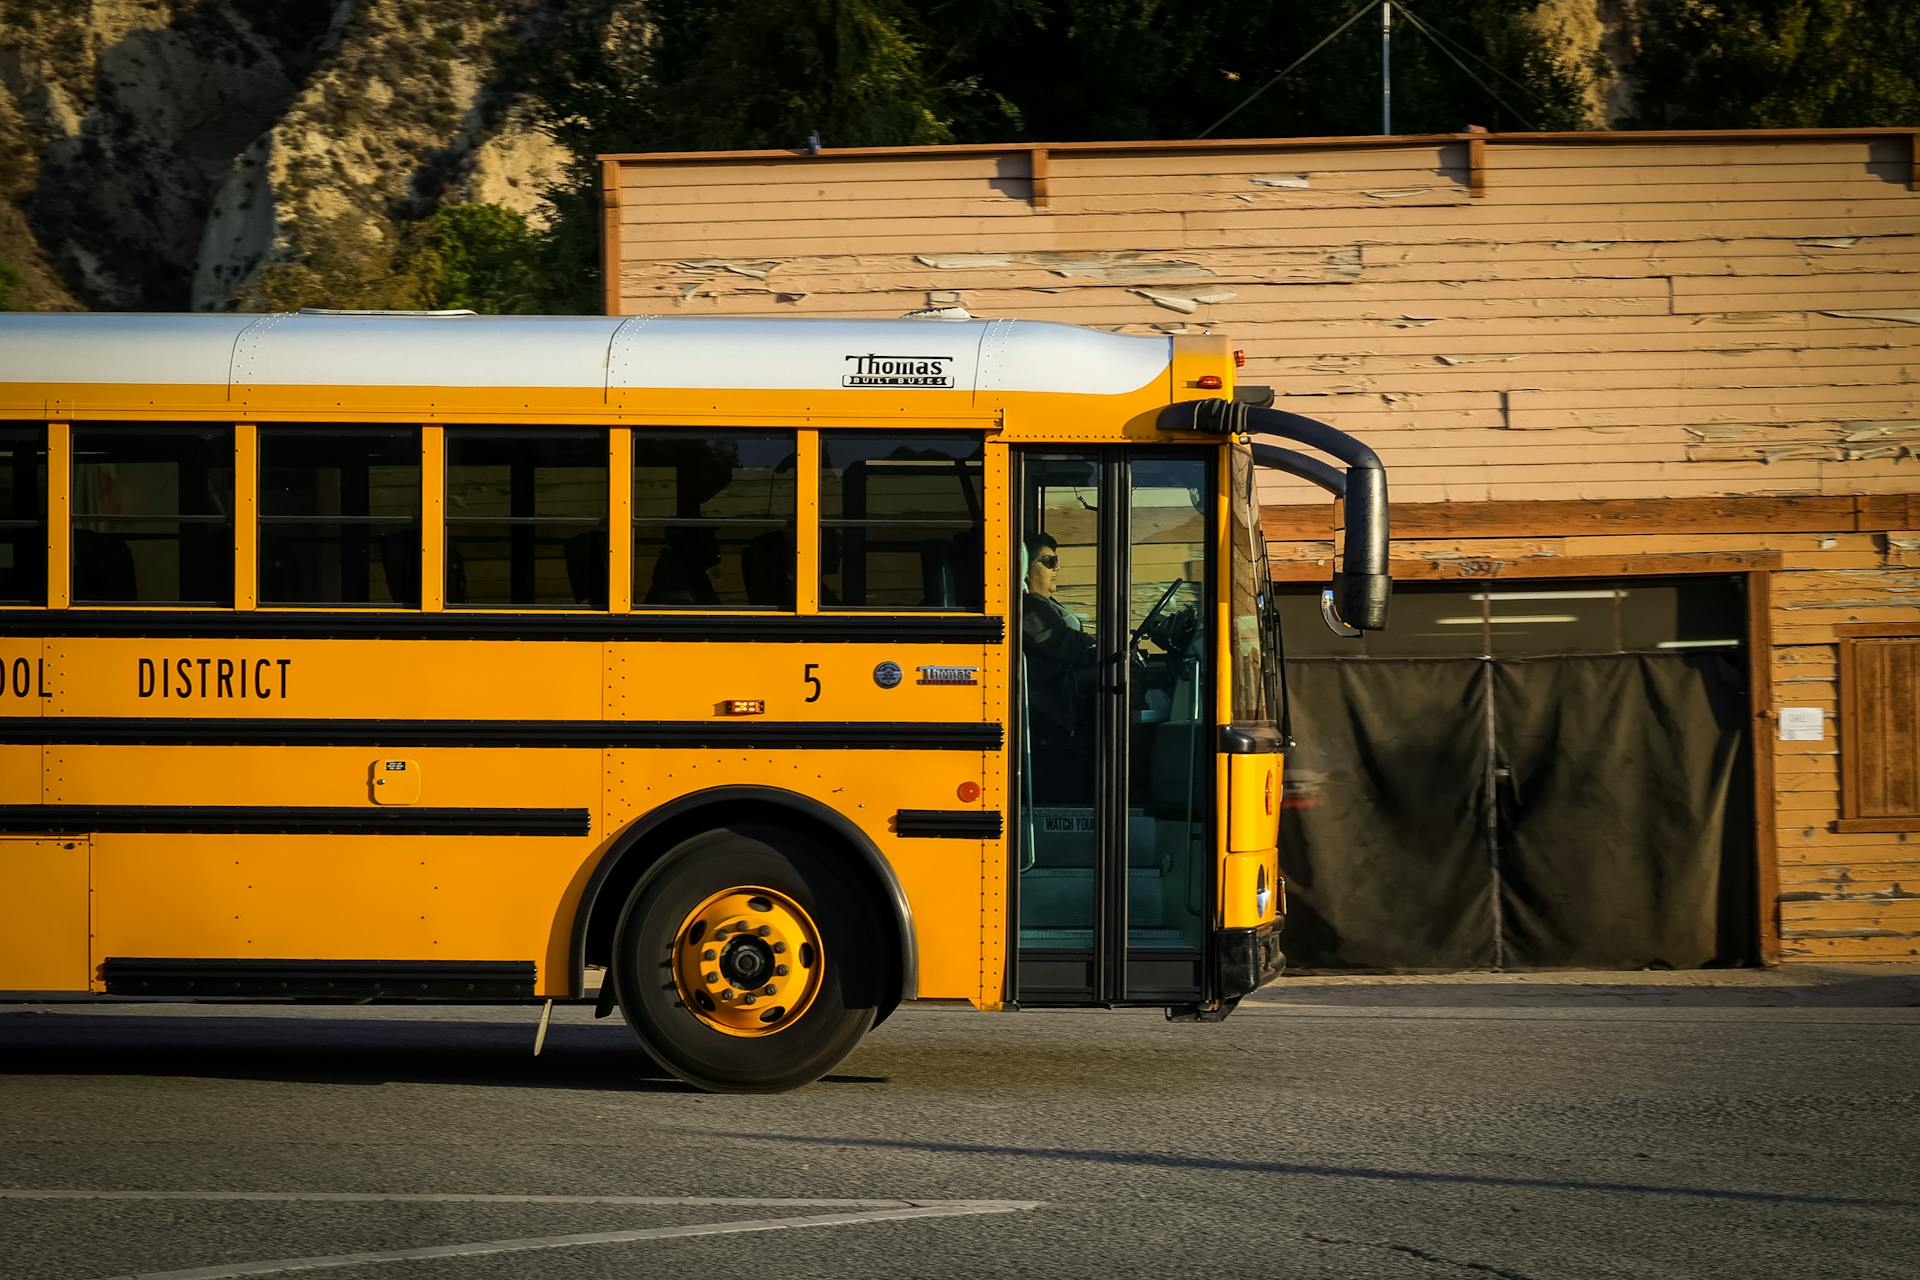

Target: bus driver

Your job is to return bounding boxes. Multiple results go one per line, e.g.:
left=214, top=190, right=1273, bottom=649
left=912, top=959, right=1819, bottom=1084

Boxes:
left=1021, top=532, right=1099, bottom=801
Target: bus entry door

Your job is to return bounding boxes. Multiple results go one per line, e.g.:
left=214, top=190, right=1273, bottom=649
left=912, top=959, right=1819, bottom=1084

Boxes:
left=1014, top=450, right=1213, bottom=1005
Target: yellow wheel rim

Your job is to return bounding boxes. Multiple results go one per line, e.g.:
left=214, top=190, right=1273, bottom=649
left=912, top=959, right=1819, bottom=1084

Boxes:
left=671, top=886, right=825, bottom=1037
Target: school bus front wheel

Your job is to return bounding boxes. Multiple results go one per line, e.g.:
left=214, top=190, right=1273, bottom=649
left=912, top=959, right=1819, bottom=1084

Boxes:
left=612, top=823, right=887, bottom=1093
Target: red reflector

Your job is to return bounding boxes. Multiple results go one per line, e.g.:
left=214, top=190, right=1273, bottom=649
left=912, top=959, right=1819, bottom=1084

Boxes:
left=957, top=781, right=981, bottom=803
left=1197, top=375, right=1223, bottom=390
left=1234, top=348, right=1247, bottom=368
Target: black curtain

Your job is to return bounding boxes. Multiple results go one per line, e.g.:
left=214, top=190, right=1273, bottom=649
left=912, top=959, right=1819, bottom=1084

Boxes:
left=1280, top=652, right=1755, bottom=970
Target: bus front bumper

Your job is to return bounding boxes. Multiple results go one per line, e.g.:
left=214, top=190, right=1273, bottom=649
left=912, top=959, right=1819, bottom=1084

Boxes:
left=1219, top=920, right=1285, bottom=1002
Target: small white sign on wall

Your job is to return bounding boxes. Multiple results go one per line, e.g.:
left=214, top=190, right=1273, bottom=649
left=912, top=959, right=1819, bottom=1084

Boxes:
left=1779, top=707, right=1825, bottom=742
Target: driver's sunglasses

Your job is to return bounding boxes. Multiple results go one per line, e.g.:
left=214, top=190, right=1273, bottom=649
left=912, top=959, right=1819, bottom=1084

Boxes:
left=1036, top=554, right=1059, bottom=569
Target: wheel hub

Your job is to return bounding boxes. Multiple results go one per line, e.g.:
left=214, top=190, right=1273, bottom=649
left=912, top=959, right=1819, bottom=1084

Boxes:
left=672, top=886, right=824, bottom=1037
left=719, top=935, right=774, bottom=987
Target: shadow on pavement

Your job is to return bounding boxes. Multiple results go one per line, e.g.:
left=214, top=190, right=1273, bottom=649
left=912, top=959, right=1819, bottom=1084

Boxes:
left=717, top=1132, right=1920, bottom=1213
left=0, top=1011, right=886, bottom=1090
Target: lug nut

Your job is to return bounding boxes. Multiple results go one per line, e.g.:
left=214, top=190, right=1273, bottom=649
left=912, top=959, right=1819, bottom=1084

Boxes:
left=764, top=985, right=777, bottom=995
left=756, top=925, right=771, bottom=937
left=720, top=989, right=734, bottom=1001
left=775, top=964, right=789, bottom=976
left=772, top=941, right=786, bottom=954
left=742, top=995, right=757, bottom=1006
left=702, top=948, right=715, bottom=961
left=704, top=972, right=719, bottom=985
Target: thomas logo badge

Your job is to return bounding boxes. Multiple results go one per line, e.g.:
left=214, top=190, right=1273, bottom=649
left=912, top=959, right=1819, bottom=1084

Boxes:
left=843, top=353, right=954, bottom=389
left=873, top=661, right=903, bottom=689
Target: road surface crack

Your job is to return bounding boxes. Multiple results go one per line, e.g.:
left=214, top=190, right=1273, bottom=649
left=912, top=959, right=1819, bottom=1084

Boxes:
left=1303, top=1231, right=1537, bottom=1280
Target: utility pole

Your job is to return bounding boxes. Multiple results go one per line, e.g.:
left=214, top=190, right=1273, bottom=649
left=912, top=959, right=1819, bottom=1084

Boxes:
left=1381, top=1, right=1393, bottom=134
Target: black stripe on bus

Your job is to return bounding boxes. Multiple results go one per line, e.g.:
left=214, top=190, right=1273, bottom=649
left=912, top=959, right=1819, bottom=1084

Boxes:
left=0, top=611, right=1004, bottom=645
left=0, top=805, right=589, bottom=837
left=0, top=719, right=1004, bottom=751
left=100, top=958, right=537, bottom=1000
left=893, top=809, right=1004, bottom=839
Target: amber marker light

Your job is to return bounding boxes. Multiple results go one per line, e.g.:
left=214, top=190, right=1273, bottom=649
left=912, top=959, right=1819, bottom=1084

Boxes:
left=722, top=699, right=766, bottom=715
left=1196, top=374, right=1223, bottom=390
left=956, top=781, right=981, bottom=803
left=1234, top=348, right=1247, bottom=367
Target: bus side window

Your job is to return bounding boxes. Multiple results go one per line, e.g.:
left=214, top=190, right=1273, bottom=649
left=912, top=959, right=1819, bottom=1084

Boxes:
left=0, top=425, right=47, bottom=606
left=72, top=423, right=233, bottom=606
left=260, top=426, right=421, bottom=608
left=633, top=431, right=796, bottom=610
left=446, top=427, right=608, bottom=610
left=819, top=432, right=984, bottom=611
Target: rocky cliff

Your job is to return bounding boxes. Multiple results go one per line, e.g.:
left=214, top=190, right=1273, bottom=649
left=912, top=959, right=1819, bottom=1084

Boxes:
left=0, top=0, right=569, bottom=311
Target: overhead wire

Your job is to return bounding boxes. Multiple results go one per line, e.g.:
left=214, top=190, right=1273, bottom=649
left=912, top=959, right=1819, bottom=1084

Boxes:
left=1391, top=0, right=1555, bottom=109
left=1199, top=0, right=1380, bottom=139
left=1389, top=2, right=1545, bottom=129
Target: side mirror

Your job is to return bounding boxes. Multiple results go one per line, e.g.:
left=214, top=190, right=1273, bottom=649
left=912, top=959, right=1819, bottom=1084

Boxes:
left=1331, top=570, right=1391, bottom=634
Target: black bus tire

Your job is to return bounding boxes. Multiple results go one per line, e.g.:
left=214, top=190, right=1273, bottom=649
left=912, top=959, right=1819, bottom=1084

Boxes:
left=611, top=823, right=882, bottom=1093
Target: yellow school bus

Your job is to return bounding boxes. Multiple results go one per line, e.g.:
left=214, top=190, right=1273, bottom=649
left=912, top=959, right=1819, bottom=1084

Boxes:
left=0, top=311, right=1388, bottom=1091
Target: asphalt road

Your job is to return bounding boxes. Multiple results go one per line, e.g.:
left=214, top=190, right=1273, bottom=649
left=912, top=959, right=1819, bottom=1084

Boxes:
left=2, top=990, right=1917, bottom=1279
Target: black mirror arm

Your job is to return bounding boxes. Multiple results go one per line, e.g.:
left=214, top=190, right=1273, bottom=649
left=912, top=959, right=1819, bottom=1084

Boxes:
left=1159, top=399, right=1391, bottom=633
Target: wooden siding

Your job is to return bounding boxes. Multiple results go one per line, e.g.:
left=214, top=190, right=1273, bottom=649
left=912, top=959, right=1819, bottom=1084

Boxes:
left=606, top=130, right=1919, bottom=508
left=605, top=131, right=1920, bottom=964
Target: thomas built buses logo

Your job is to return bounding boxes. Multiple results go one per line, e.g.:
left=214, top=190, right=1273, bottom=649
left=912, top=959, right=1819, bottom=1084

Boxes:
left=843, top=353, right=954, bottom=389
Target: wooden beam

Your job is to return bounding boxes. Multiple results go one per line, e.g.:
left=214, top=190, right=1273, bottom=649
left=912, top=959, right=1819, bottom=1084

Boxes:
left=600, top=158, right=622, bottom=317
left=1747, top=567, right=1780, bottom=966
left=1464, top=124, right=1487, bottom=198
left=1263, top=495, right=1920, bottom=542
left=1910, top=129, right=1920, bottom=192
left=1267, top=551, right=1781, bottom=582
left=1030, top=146, right=1051, bottom=209
left=594, top=126, right=1920, bottom=166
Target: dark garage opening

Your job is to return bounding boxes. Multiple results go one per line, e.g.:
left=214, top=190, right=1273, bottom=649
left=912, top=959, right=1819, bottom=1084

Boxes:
left=1275, top=576, right=1757, bottom=970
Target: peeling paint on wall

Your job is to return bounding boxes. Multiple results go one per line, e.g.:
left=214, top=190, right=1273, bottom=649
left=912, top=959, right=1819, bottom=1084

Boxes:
left=1133, top=285, right=1238, bottom=313
left=1436, top=353, right=1522, bottom=366
left=1822, top=309, right=1920, bottom=325
left=1250, top=175, right=1311, bottom=189
left=1554, top=241, right=1615, bottom=252
left=1797, top=237, right=1860, bottom=249
left=1844, top=421, right=1920, bottom=440
left=675, top=258, right=782, bottom=279
left=913, top=250, right=1215, bottom=284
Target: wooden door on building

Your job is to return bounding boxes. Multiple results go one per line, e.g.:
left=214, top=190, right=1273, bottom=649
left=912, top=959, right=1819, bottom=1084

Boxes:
left=1275, top=577, right=1757, bottom=969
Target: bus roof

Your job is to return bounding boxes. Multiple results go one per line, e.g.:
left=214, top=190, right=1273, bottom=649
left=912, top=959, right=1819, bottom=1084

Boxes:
left=0, top=312, right=1175, bottom=398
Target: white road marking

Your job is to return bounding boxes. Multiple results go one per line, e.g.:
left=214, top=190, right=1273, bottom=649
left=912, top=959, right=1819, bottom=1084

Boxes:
left=15, top=1193, right=1040, bottom=1280
left=2, top=1190, right=930, bottom=1209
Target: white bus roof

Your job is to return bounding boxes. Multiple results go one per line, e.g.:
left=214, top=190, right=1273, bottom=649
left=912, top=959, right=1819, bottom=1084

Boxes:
left=0, top=312, right=1174, bottom=398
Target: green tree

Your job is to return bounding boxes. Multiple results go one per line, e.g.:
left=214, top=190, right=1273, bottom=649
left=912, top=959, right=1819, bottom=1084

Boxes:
left=399, top=203, right=551, bottom=313
left=1624, top=0, right=1920, bottom=128
left=0, top=261, right=20, bottom=311
left=256, top=213, right=417, bottom=312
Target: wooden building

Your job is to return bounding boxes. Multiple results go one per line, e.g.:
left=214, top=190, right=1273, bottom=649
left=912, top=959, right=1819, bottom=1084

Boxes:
left=599, top=129, right=1920, bottom=967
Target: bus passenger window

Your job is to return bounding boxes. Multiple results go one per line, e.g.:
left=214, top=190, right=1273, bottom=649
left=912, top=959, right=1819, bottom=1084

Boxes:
left=445, top=428, right=608, bottom=609
left=259, top=427, right=421, bottom=607
left=633, top=431, right=796, bottom=609
left=72, top=424, right=233, bottom=606
left=820, top=432, right=983, bottom=610
left=0, top=425, right=47, bottom=605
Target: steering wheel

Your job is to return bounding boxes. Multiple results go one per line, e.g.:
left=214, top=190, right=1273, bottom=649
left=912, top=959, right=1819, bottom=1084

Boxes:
left=1130, top=578, right=1188, bottom=656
